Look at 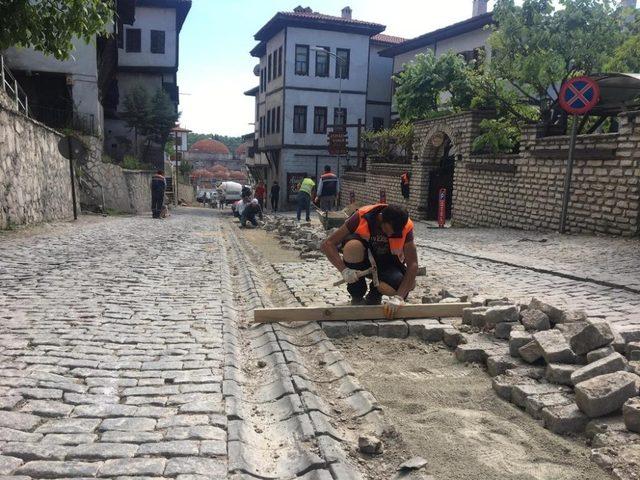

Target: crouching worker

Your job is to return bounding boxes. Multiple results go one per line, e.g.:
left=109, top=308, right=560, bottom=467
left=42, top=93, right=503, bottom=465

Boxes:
left=240, top=198, right=263, bottom=228
left=320, top=204, right=418, bottom=319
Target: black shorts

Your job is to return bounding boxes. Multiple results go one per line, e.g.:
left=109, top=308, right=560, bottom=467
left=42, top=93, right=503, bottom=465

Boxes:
left=342, top=234, right=406, bottom=290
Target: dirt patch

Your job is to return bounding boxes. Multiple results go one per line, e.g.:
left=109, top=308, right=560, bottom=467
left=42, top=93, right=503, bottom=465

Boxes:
left=238, top=225, right=302, bottom=264
left=334, top=336, right=611, bottom=480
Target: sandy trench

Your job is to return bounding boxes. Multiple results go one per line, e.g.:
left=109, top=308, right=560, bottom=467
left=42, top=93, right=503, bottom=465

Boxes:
left=236, top=216, right=611, bottom=480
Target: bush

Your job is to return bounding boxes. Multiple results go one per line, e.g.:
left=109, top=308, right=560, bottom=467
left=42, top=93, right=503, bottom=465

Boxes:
left=472, top=119, right=520, bottom=154
left=122, top=155, right=152, bottom=170
left=362, top=122, right=414, bottom=163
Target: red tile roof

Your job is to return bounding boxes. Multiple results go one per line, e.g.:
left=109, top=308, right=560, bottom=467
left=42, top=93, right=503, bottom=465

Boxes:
left=277, top=9, right=384, bottom=29
left=371, top=34, right=406, bottom=45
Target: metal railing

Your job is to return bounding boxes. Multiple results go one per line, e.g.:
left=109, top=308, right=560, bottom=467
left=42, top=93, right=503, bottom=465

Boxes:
left=0, top=55, right=29, bottom=116
left=29, top=103, right=97, bottom=137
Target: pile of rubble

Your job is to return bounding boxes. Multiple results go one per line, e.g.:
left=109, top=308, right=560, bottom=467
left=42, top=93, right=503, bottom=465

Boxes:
left=262, top=215, right=331, bottom=260
left=451, top=296, right=640, bottom=477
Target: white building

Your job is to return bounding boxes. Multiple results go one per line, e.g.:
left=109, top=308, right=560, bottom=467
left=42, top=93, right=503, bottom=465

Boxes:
left=104, top=0, right=191, bottom=166
left=246, top=6, right=398, bottom=205
left=379, top=0, right=494, bottom=121
left=2, top=1, right=136, bottom=135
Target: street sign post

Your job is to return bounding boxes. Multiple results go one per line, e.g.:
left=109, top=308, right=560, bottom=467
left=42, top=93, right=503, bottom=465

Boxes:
left=558, top=77, right=600, bottom=233
left=328, top=130, right=348, bottom=156
left=58, top=136, right=87, bottom=221
left=438, top=188, right=447, bottom=228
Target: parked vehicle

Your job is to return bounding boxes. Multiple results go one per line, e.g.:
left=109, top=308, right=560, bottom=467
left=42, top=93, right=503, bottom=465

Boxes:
left=220, top=181, right=243, bottom=205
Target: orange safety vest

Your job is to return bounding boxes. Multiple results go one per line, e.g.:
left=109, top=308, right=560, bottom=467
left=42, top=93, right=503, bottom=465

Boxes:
left=401, top=173, right=410, bottom=185
left=353, top=204, right=414, bottom=260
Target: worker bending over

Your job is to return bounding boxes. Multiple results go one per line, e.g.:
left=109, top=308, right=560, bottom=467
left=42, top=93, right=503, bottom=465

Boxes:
left=321, top=204, right=418, bottom=318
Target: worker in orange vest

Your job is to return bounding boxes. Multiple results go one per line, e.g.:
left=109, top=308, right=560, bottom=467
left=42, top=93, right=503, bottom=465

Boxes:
left=320, top=204, right=418, bottom=319
left=401, top=171, right=410, bottom=200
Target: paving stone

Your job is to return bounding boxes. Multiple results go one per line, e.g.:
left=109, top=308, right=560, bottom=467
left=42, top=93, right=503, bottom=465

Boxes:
left=569, top=320, right=615, bottom=356
left=622, top=397, right=640, bottom=433
left=587, top=346, right=616, bottom=363
left=405, top=318, right=439, bottom=338
left=164, top=457, right=226, bottom=477
left=178, top=401, right=224, bottom=414
left=518, top=340, right=543, bottom=363
left=320, top=322, right=349, bottom=338
left=509, top=331, right=533, bottom=358
left=486, top=355, right=525, bottom=377
left=99, top=458, right=166, bottom=477
left=575, top=371, right=640, bottom=418
left=533, top=329, right=575, bottom=364
left=347, top=320, right=378, bottom=337
left=494, top=322, right=516, bottom=340
left=0, top=455, right=23, bottom=475
left=545, top=363, right=580, bottom=386
left=491, top=374, right=536, bottom=402
left=443, top=328, right=465, bottom=347
left=377, top=320, right=409, bottom=339
left=41, top=434, right=97, bottom=445
left=0, top=397, right=23, bottom=410
left=542, top=403, right=589, bottom=434
left=570, top=353, right=628, bottom=386
left=0, top=428, right=43, bottom=443
left=156, top=415, right=209, bottom=429
left=199, top=440, right=226, bottom=456
left=16, top=389, right=63, bottom=401
left=72, top=404, right=138, bottom=418
left=0, top=412, right=41, bottom=432
left=99, top=417, right=156, bottom=432
left=529, top=298, right=565, bottom=324
left=67, top=443, right=138, bottom=460
left=36, top=419, right=100, bottom=434
left=484, top=305, right=519, bottom=327
left=626, top=342, right=640, bottom=361
left=20, top=401, right=74, bottom=418
left=100, top=431, right=164, bottom=444
left=520, top=309, right=551, bottom=331
left=1, top=442, right=68, bottom=461
left=525, top=393, right=574, bottom=419
left=16, top=460, right=101, bottom=478
left=462, top=307, right=487, bottom=327
left=138, top=441, right=200, bottom=456
left=511, top=383, right=564, bottom=408
left=506, top=365, right=546, bottom=380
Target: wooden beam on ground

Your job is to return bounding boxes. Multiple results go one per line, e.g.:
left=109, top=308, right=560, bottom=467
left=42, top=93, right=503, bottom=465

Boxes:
left=253, top=303, right=471, bottom=324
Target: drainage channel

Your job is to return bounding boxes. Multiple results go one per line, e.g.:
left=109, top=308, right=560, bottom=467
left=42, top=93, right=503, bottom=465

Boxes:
left=220, top=221, right=384, bottom=480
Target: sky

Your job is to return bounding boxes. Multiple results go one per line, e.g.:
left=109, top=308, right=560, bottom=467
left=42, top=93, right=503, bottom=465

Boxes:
left=178, top=0, right=498, bottom=136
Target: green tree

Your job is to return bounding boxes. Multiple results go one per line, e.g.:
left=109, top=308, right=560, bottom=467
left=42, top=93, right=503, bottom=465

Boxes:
left=0, top=0, right=114, bottom=60
left=121, top=85, right=152, bottom=158
left=394, top=51, right=475, bottom=122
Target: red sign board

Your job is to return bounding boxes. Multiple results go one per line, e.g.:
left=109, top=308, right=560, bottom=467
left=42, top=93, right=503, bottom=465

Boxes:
left=328, top=130, right=348, bottom=155
left=559, top=76, right=600, bottom=115
left=438, top=188, right=447, bottom=228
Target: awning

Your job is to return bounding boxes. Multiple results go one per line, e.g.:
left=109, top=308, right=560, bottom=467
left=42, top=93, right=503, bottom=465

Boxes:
left=589, top=73, right=640, bottom=116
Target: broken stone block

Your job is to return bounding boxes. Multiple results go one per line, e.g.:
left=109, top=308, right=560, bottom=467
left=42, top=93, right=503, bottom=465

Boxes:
left=358, top=435, right=383, bottom=454
left=494, top=322, right=515, bottom=340
left=623, top=397, right=640, bottom=433
left=587, top=346, right=616, bottom=363
left=561, top=310, right=588, bottom=323
left=521, top=309, right=551, bottom=332
left=585, top=416, right=628, bottom=440
left=469, top=295, right=487, bottom=307
left=511, top=383, right=564, bottom=408
left=455, top=342, right=497, bottom=364
left=542, top=403, right=589, bottom=434
left=630, top=361, right=640, bottom=376
left=546, top=363, right=580, bottom=386
left=443, top=329, right=465, bottom=348
left=462, top=307, right=488, bottom=326
left=570, top=353, right=628, bottom=386
left=406, top=319, right=439, bottom=339
left=626, top=342, right=640, bottom=361
left=491, top=374, right=536, bottom=402
left=529, top=297, right=565, bottom=324
left=569, top=320, right=614, bottom=356
left=575, top=371, right=640, bottom=418
left=525, top=392, right=574, bottom=420
left=321, top=322, right=349, bottom=338
left=518, top=340, right=544, bottom=364
left=506, top=365, right=546, bottom=380
left=617, top=325, right=640, bottom=344
left=510, top=331, right=533, bottom=358
left=486, top=355, right=524, bottom=377
left=533, top=329, right=575, bottom=364
left=377, top=320, right=408, bottom=339
left=422, top=294, right=441, bottom=304
left=484, top=305, right=519, bottom=327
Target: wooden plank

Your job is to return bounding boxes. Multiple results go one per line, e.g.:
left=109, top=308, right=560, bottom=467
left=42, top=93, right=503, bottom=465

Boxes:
left=253, top=303, right=472, bottom=324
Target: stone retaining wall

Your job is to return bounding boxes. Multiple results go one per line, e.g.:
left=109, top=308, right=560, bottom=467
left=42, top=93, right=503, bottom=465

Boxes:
left=344, top=110, right=640, bottom=235
left=0, top=91, right=75, bottom=229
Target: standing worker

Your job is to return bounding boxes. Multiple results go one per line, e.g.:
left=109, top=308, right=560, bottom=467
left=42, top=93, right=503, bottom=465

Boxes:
left=255, top=181, right=266, bottom=211
left=401, top=171, right=411, bottom=201
left=315, top=165, right=339, bottom=212
left=296, top=173, right=315, bottom=222
left=151, top=170, right=166, bottom=219
left=270, top=181, right=281, bottom=213
left=320, top=203, right=418, bottom=319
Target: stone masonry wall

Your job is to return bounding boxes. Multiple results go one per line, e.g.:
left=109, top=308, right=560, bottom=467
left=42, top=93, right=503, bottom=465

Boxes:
left=0, top=91, right=75, bottom=229
left=346, top=110, right=639, bottom=236
left=79, top=136, right=155, bottom=214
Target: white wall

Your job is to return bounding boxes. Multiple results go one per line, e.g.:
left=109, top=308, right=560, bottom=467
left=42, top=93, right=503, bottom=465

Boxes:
left=4, top=38, right=102, bottom=127
left=435, top=28, right=491, bottom=60
left=119, top=6, right=177, bottom=68
left=366, top=44, right=393, bottom=129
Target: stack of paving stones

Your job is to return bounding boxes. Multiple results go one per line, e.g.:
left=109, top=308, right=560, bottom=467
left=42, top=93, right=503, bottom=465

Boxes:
left=305, top=293, right=640, bottom=480
left=263, top=216, right=329, bottom=260
left=225, top=226, right=381, bottom=480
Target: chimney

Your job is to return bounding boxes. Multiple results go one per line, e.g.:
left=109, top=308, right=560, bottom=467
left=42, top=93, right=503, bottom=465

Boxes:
left=472, top=0, right=488, bottom=17
left=341, top=6, right=352, bottom=20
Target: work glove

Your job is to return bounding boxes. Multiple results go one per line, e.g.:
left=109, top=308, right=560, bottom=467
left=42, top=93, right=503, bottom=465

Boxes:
left=383, top=295, right=405, bottom=320
left=341, top=268, right=360, bottom=284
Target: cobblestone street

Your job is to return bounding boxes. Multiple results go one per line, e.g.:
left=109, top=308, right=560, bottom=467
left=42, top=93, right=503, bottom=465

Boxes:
left=0, top=210, right=228, bottom=479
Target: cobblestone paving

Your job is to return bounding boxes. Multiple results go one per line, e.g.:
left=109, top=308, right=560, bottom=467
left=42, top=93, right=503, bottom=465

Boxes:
left=0, top=210, right=228, bottom=479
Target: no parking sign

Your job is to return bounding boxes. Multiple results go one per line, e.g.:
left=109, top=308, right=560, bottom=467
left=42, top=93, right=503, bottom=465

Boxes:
left=558, top=76, right=600, bottom=115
